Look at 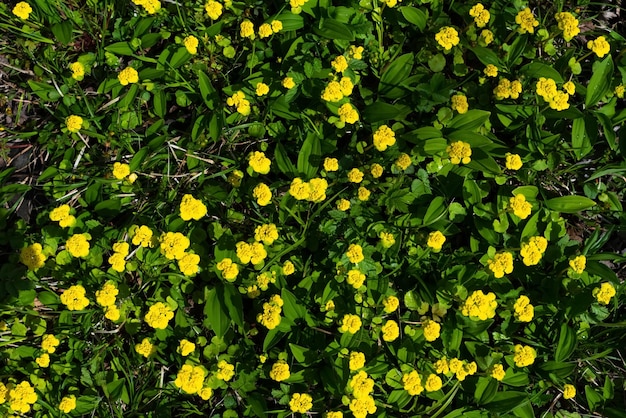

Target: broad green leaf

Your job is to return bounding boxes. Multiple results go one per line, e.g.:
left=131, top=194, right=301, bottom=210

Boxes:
left=423, top=196, right=447, bottom=226
left=289, top=343, right=310, bottom=365
left=519, top=62, right=564, bottom=83
left=153, top=89, right=166, bottom=118
left=539, top=361, right=576, bottom=378
left=506, top=35, right=528, bottom=67
left=447, top=110, right=491, bottom=131
left=362, top=101, right=411, bottom=123
left=51, top=20, right=73, bottom=44
left=379, top=53, right=414, bottom=98
left=586, top=55, right=614, bottom=107
left=220, top=283, right=245, bottom=331
left=271, top=97, right=300, bottom=120
left=297, top=133, right=321, bottom=178
left=105, top=42, right=135, bottom=56
left=399, top=6, right=428, bottom=31
left=169, top=47, right=191, bottom=69
left=198, top=70, right=216, bottom=109
left=545, top=196, right=596, bottom=213
left=94, top=199, right=121, bottom=217
left=470, top=47, right=502, bottom=67
left=585, top=385, right=603, bottom=412
left=501, top=371, right=529, bottom=387
left=484, top=391, right=529, bottom=413
left=274, top=143, right=297, bottom=176
left=474, top=377, right=498, bottom=405
left=204, top=288, right=230, bottom=338
left=555, top=323, right=577, bottom=362
left=313, top=18, right=354, bottom=41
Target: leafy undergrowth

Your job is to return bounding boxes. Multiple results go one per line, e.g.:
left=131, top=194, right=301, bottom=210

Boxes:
left=1, top=0, right=625, bottom=417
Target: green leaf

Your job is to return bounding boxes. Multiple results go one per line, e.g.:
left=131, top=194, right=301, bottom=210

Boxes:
left=153, top=89, right=166, bottom=118
left=506, top=35, right=528, bottom=67
left=447, top=110, right=491, bottom=131
left=289, top=343, right=311, bottom=365
left=274, top=143, right=297, bottom=176
left=94, top=199, right=122, bottom=217
left=586, top=55, right=614, bottom=108
left=539, top=361, right=576, bottom=378
left=198, top=70, right=216, bottom=109
left=484, top=391, right=529, bottom=413
left=204, top=288, right=230, bottom=338
left=379, top=53, right=414, bottom=99
left=314, top=18, right=354, bottom=41
left=130, top=148, right=149, bottom=172
left=51, top=20, right=73, bottom=44
left=585, top=385, right=603, bottom=412
left=519, top=62, right=564, bottom=83
left=555, top=323, right=577, bottom=362
left=297, top=133, right=321, bottom=178
left=399, top=6, right=428, bottom=31
left=545, top=196, right=596, bottom=213
left=362, top=101, right=411, bottom=123
left=274, top=12, right=305, bottom=31
left=474, top=377, right=498, bottom=405
left=220, top=283, right=245, bottom=331
left=105, top=42, right=135, bottom=56
left=169, top=47, right=191, bottom=69
left=281, top=288, right=306, bottom=321
left=470, top=47, right=502, bottom=67
left=423, top=196, right=447, bottom=226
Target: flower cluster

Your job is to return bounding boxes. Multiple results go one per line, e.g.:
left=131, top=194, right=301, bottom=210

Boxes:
left=66, top=115, right=83, bottom=133
left=347, top=269, right=366, bottom=289
left=289, top=177, right=328, bottom=202
left=469, top=3, right=490, bottom=27
left=249, top=151, right=271, bottom=174
left=372, top=125, right=396, bottom=151
left=505, top=153, right=523, bottom=170
left=493, top=78, right=522, bottom=100
left=349, top=351, right=366, bottom=371
left=587, top=36, right=610, bottom=58
left=96, top=282, right=120, bottom=320
left=160, top=232, right=190, bottom=260
left=435, top=27, right=460, bottom=50
left=381, top=320, right=399, bottom=342
left=180, top=194, right=207, bottom=221
left=108, top=241, right=129, bottom=272
left=131, top=0, right=161, bottom=14
left=178, top=252, right=200, bottom=276
left=289, top=393, right=313, bottom=413
left=569, top=255, right=586, bottom=274
left=42, top=334, right=60, bottom=353
left=490, top=364, right=506, bottom=381
left=339, top=313, right=362, bottom=334
left=395, top=153, right=412, bottom=171
left=132, top=225, right=154, bottom=247
left=555, top=12, right=579, bottom=41
left=59, top=395, right=77, bottom=413
left=338, top=103, right=359, bottom=124
left=135, top=338, right=156, bottom=358
left=20, top=243, right=47, bottom=271
left=422, top=319, right=441, bottom=342
left=50, top=204, right=76, bottom=228
left=269, top=360, right=290, bottom=381
left=70, top=61, right=85, bottom=80
left=346, top=244, right=364, bottom=264
left=513, top=344, right=536, bottom=367
left=174, top=364, right=206, bottom=394
left=427, top=231, right=446, bottom=252
left=257, top=295, right=284, bottom=329
left=382, top=295, right=399, bottom=313
left=217, top=258, right=239, bottom=281
left=253, top=182, right=272, bottom=206
left=178, top=339, right=196, bottom=356
left=460, top=290, right=497, bottom=320
left=183, top=35, right=199, bottom=54
left=515, top=8, right=539, bottom=34
left=226, top=91, right=251, bottom=116
left=451, top=94, right=468, bottom=114
left=112, top=162, right=131, bottom=180
left=217, top=360, right=235, bottom=380
left=593, top=282, right=616, bottom=305
left=508, top=194, right=532, bottom=219
left=205, top=0, right=223, bottom=20
left=487, top=252, right=514, bottom=278
left=60, top=285, right=90, bottom=311
left=12, top=2, right=33, bottom=19
left=520, top=236, right=548, bottom=266
left=145, top=302, right=174, bottom=329
left=536, top=77, right=570, bottom=111
left=236, top=241, right=267, bottom=265
left=348, top=371, right=377, bottom=418
left=118, top=66, right=139, bottom=85
left=446, top=141, right=471, bottom=164
left=513, top=295, right=534, bottom=322
left=258, top=20, right=283, bottom=38
left=321, top=77, right=354, bottom=102
left=4, top=381, right=38, bottom=413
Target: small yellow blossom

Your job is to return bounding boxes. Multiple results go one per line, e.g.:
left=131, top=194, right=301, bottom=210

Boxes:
left=135, top=338, right=155, bottom=358
left=490, top=364, right=505, bottom=380
left=513, top=344, right=536, bottom=367
left=255, top=82, right=269, bottom=96
left=346, top=243, right=364, bottom=263
left=349, top=351, right=366, bottom=371
left=269, top=360, right=290, bottom=381
left=118, top=67, right=139, bottom=86
left=145, top=302, right=174, bottom=330
left=556, top=12, right=580, bottom=41
left=487, top=252, right=514, bottom=278
left=382, top=295, right=399, bottom=313
left=451, top=94, right=468, bottom=114
left=183, top=35, right=199, bottom=54
left=282, top=260, right=295, bottom=275
left=427, top=231, right=446, bottom=252
left=282, top=77, right=296, bottom=89
left=520, top=236, right=548, bottom=266
left=372, top=125, right=396, bottom=151
left=370, top=163, right=383, bottom=178
left=593, top=282, right=616, bottom=305
left=347, top=168, right=364, bottom=183
left=42, top=334, right=60, bottom=353
left=513, top=295, right=534, bottom=322
left=289, top=393, right=313, bottom=414
left=249, top=151, right=271, bottom=174
left=615, top=84, right=625, bottom=99
left=346, top=269, right=366, bottom=289
left=357, top=186, right=371, bottom=201
left=349, top=45, right=364, bottom=60
left=435, top=26, right=460, bottom=50
left=66, top=115, right=83, bottom=133
left=331, top=55, right=349, bottom=73
left=381, top=319, right=399, bottom=342
left=60, top=285, right=90, bottom=311
left=205, top=0, right=223, bottom=20
left=324, top=157, right=339, bottom=172
left=160, top=232, right=190, bottom=260
left=395, top=153, right=412, bottom=171
left=508, top=193, right=532, bottom=219
left=505, top=153, right=523, bottom=170
left=70, top=62, right=85, bottom=81
left=338, top=103, right=359, bottom=124
left=484, top=64, right=498, bottom=77
left=460, top=290, right=497, bottom=320
left=446, top=141, right=471, bottom=164
left=96, top=282, right=118, bottom=307
left=563, top=81, right=576, bottom=95
left=253, top=182, right=272, bottom=206
left=402, top=370, right=423, bottom=395
left=515, top=8, right=539, bottom=34
left=59, top=395, right=77, bottom=413
left=20, top=243, right=47, bottom=271
left=339, top=313, right=362, bottom=334
left=36, top=353, right=50, bottom=367
left=9, top=381, right=38, bottom=413
left=569, top=255, right=586, bottom=274
left=258, top=23, right=273, bottom=38
left=337, top=198, right=351, bottom=211
left=422, top=319, right=441, bottom=342
left=175, top=364, right=206, bottom=394
left=66, top=233, right=90, bottom=258
left=480, top=29, right=494, bottom=45
left=240, top=20, right=255, bottom=39
left=379, top=232, right=395, bottom=248
left=563, top=384, right=576, bottom=399
left=587, top=36, right=610, bottom=58
left=424, top=374, right=443, bottom=392
left=12, top=2, right=33, bottom=19
left=271, top=20, right=283, bottom=33
left=112, top=162, right=130, bottom=180
left=469, top=3, right=490, bottom=28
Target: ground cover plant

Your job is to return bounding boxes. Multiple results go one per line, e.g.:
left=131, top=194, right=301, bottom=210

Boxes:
left=1, top=0, right=625, bottom=416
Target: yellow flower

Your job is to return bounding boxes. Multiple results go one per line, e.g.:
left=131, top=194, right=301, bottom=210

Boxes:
left=160, top=232, right=190, bottom=260
left=536, top=77, right=558, bottom=101
left=379, top=232, right=395, bottom=248
left=132, top=225, right=154, bottom=247
left=435, top=26, right=460, bottom=50
left=289, top=177, right=310, bottom=200
left=349, top=351, right=366, bottom=371
left=217, top=258, right=239, bottom=281
left=337, top=198, right=351, bottom=211
left=505, top=153, right=523, bottom=170
left=216, top=359, right=235, bottom=381
left=253, top=182, right=272, bottom=206
left=255, top=82, right=269, bottom=96
left=271, top=20, right=283, bottom=33
left=269, top=360, right=290, bottom=381
left=349, top=395, right=376, bottom=418
left=20, top=243, right=47, bottom=271
left=402, top=370, right=423, bottom=395
left=549, top=91, right=570, bottom=111
left=520, top=236, right=548, bottom=266
left=40, top=333, right=59, bottom=351
left=178, top=252, right=200, bottom=276
left=382, top=295, right=399, bottom=313
left=347, top=168, right=364, bottom=183
left=282, top=77, right=296, bottom=89
left=12, top=2, right=33, bottom=19
left=108, top=252, right=125, bottom=272
left=381, top=319, right=399, bottom=342
left=59, top=395, right=77, bottom=413
left=66, top=233, right=90, bottom=258
left=324, top=157, right=339, bottom=172
left=36, top=353, right=50, bottom=367
left=258, top=23, right=273, bottom=39
left=240, top=20, right=255, bottom=39
left=340, top=77, right=354, bottom=96
left=339, top=313, right=362, bottom=334
left=510, top=80, right=523, bottom=99
left=282, top=260, right=295, bottom=275
left=132, top=0, right=161, bottom=14
left=118, top=67, right=139, bottom=86
left=427, top=231, right=446, bottom=252
left=370, top=163, right=383, bottom=178
left=508, top=193, right=532, bottom=219
left=484, top=64, right=498, bottom=77
left=228, top=169, right=244, bottom=187
left=357, top=186, right=371, bottom=201
left=346, top=243, right=364, bottom=263
left=556, top=12, right=580, bottom=41
left=460, top=290, right=497, bottom=320
left=105, top=305, right=120, bottom=321
left=372, top=125, right=396, bottom=151
left=338, top=103, right=359, bottom=124
left=563, top=81, right=576, bottom=95
left=178, top=339, right=196, bottom=356
left=60, top=285, right=90, bottom=311
left=66, top=115, right=83, bottom=133
left=309, top=178, right=328, bottom=202
left=593, top=282, right=616, bottom=305
left=322, top=81, right=344, bottom=102
left=515, top=8, right=539, bottom=34
left=227, top=91, right=251, bottom=116
left=257, top=296, right=283, bottom=329
left=434, top=358, right=449, bottom=374
left=424, top=374, right=443, bottom=392
left=480, top=29, right=494, bottom=45
left=144, top=301, right=174, bottom=329
left=446, top=141, right=471, bottom=164
left=395, top=153, right=412, bottom=171
left=331, top=55, right=349, bottom=73
left=615, top=84, right=625, bottom=99
left=487, top=251, right=514, bottom=278
left=135, top=338, right=155, bottom=358
left=96, top=282, right=118, bottom=307
left=183, top=35, right=199, bottom=54
left=248, top=151, right=271, bottom=174
left=563, top=384, right=576, bottom=400
left=205, top=0, right=223, bottom=20
left=70, top=62, right=85, bottom=81
left=180, top=194, right=207, bottom=221
left=289, top=393, right=313, bottom=413
left=587, top=36, right=610, bottom=58
left=513, top=344, right=536, bottom=367
left=384, top=0, right=397, bottom=7
left=422, top=319, right=441, bottom=342
left=451, top=94, right=468, bottom=114
left=254, top=223, right=278, bottom=245
left=490, top=364, right=505, bottom=380
left=347, top=269, right=366, bottom=289
left=199, top=387, right=213, bottom=400
left=9, top=381, right=38, bottom=413
left=469, top=3, right=490, bottom=28
left=513, top=295, right=534, bottom=322
left=349, top=45, right=364, bottom=60
left=112, top=162, right=130, bottom=180
left=175, top=364, right=206, bottom=394
left=349, top=370, right=375, bottom=398
left=569, top=255, right=586, bottom=274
